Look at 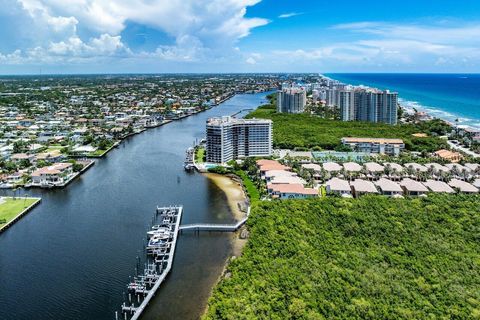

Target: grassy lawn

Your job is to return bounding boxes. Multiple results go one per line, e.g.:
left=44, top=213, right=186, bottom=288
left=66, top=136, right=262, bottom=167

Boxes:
left=195, top=147, right=206, bottom=164
left=46, top=145, right=64, bottom=152
left=235, top=170, right=260, bottom=202
left=0, top=198, right=38, bottom=227
left=88, top=149, right=108, bottom=157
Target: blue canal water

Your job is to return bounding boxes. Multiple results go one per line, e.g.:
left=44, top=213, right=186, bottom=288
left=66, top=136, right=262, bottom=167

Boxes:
left=325, top=73, right=480, bottom=129
left=0, top=92, right=270, bottom=320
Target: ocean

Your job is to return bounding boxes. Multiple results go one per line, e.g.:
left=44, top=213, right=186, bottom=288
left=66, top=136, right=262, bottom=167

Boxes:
left=324, top=73, right=480, bottom=129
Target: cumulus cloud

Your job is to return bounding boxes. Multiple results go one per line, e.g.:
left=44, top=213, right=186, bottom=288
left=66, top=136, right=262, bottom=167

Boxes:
left=271, top=21, right=480, bottom=71
left=0, top=0, right=269, bottom=65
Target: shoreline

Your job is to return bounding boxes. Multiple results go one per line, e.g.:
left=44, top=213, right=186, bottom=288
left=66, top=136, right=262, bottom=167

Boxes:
left=324, top=74, right=480, bottom=130
left=203, top=173, right=249, bottom=221
left=201, top=172, right=250, bottom=317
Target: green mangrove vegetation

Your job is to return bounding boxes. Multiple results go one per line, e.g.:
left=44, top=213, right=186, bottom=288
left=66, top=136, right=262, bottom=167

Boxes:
left=204, top=195, right=480, bottom=319
left=246, top=102, right=451, bottom=153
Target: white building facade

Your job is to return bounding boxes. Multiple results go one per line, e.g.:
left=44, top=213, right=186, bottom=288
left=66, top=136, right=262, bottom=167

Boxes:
left=277, top=88, right=306, bottom=114
left=206, top=117, right=272, bottom=163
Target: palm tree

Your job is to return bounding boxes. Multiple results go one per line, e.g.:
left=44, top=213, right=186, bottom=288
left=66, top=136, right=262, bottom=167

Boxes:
left=384, top=163, right=392, bottom=177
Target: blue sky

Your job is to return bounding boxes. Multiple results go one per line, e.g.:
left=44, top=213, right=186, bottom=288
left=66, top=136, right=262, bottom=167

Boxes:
left=1, top=0, right=480, bottom=74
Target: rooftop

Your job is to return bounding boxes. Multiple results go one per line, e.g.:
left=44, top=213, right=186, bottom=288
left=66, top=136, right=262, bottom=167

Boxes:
left=423, top=180, right=455, bottom=193
left=342, top=137, right=404, bottom=144
left=207, top=116, right=272, bottom=126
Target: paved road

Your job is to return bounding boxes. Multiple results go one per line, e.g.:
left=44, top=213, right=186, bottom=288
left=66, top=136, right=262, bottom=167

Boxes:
left=447, top=141, right=480, bottom=158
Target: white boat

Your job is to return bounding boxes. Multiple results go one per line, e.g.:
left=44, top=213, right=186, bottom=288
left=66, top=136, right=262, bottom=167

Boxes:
left=146, top=229, right=171, bottom=238
left=0, top=183, right=13, bottom=189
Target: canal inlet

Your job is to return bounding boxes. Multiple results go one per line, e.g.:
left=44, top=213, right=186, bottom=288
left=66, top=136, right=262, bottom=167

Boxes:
left=0, top=92, right=271, bottom=320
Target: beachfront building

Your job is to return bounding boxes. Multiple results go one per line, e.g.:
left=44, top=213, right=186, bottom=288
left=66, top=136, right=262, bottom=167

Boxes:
left=206, top=117, right=272, bottom=163
left=355, top=89, right=398, bottom=125
left=277, top=87, right=306, bottom=114
left=324, top=86, right=398, bottom=124
left=341, top=137, right=405, bottom=156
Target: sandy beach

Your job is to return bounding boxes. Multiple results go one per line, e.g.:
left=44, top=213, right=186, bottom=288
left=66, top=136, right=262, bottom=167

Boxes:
left=201, top=173, right=250, bottom=317
left=204, top=173, right=248, bottom=220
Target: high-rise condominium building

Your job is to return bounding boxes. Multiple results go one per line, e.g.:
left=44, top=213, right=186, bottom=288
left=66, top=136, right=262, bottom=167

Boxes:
left=324, top=86, right=398, bottom=125
left=206, top=116, right=272, bottom=163
left=277, top=88, right=306, bottom=113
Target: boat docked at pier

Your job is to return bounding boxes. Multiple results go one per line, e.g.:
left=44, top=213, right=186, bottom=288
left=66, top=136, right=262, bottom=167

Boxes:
left=117, top=205, right=183, bottom=320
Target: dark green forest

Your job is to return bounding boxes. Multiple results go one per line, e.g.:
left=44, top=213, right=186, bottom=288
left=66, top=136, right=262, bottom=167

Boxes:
left=246, top=103, right=450, bottom=152
left=204, top=195, right=480, bottom=319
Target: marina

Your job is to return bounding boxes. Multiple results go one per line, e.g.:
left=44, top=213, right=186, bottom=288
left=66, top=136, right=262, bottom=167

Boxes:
left=118, top=206, right=183, bottom=320
left=0, top=92, right=270, bottom=320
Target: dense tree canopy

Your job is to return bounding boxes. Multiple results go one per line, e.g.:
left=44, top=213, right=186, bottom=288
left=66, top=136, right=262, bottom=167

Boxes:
left=246, top=105, right=449, bottom=152
left=204, top=195, right=480, bottom=319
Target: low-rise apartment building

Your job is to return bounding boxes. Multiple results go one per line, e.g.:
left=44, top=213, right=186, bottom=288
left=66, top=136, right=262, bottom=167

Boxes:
left=341, top=137, right=405, bottom=156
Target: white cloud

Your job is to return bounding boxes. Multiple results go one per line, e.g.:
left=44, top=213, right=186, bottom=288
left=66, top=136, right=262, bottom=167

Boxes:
left=278, top=12, right=303, bottom=19
left=246, top=57, right=256, bottom=64
left=271, top=21, right=480, bottom=71
left=1, top=0, right=269, bottom=65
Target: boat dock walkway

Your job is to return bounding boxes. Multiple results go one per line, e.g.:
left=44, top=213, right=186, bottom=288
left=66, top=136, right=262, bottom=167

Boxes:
left=179, top=216, right=247, bottom=232
left=117, top=205, right=249, bottom=319
left=118, top=205, right=183, bottom=320
left=180, top=207, right=250, bottom=232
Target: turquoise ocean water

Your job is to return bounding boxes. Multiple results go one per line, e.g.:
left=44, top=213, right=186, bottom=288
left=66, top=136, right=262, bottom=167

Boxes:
left=325, top=73, right=480, bottom=129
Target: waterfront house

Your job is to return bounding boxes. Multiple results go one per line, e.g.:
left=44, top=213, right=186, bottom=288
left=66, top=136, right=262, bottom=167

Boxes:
left=264, top=170, right=298, bottom=182
left=375, top=178, right=403, bottom=197
left=399, top=178, right=429, bottom=196
left=325, top=178, right=352, bottom=197
left=10, top=153, right=36, bottom=164
left=269, top=175, right=306, bottom=185
left=257, top=160, right=290, bottom=178
left=6, top=172, right=23, bottom=184
left=31, top=163, right=73, bottom=187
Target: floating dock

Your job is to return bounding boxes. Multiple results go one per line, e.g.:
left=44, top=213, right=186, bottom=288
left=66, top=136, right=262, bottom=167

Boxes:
left=117, top=205, right=182, bottom=320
